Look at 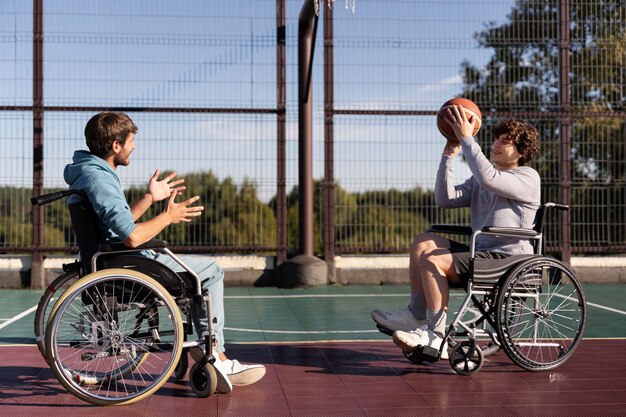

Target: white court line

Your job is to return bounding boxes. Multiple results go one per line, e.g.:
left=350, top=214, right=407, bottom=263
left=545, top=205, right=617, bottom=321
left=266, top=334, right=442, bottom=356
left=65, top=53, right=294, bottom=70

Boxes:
left=224, top=293, right=464, bottom=299
left=0, top=305, right=37, bottom=331
left=225, top=327, right=379, bottom=334
left=554, top=294, right=626, bottom=316
left=1, top=292, right=625, bottom=335
left=585, top=301, right=626, bottom=315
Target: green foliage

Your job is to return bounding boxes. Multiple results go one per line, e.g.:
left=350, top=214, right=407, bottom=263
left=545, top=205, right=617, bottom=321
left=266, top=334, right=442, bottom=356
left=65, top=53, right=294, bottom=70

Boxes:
left=283, top=182, right=436, bottom=255
left=0, top=216, right=66, bottom=247
left=127, top=171, right=277, bottom=248
left=1, top=175, right=459, bottom=255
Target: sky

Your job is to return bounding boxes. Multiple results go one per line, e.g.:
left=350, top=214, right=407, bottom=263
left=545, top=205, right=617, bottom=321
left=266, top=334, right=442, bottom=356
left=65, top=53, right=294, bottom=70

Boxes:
left=0, top=0, right=516, bottom=200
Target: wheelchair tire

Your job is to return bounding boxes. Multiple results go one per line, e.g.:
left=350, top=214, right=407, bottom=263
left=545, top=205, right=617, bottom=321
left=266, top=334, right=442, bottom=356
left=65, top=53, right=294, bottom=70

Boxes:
left=45, top=269, right=184, bottom=406
left=449, top=341, right=483, bottom=375
left=33, top=269, right=80, bottom=363
left=190, top=362, right=217, bottom=398
left=495, top=257, right=586, bottom=371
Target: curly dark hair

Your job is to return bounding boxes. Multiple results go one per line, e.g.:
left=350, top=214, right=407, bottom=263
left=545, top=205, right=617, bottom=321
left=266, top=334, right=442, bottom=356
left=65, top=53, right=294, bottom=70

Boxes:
left=84, top=112, right=138, bottom=158
left=491, top=119, right=540, bottom=166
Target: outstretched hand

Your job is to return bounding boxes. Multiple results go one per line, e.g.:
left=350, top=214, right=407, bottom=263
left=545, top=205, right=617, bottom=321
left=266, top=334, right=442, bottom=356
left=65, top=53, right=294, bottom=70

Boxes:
left=165, top=189, right=204, bottom=224
left=149, top=169, right=186, bottom=202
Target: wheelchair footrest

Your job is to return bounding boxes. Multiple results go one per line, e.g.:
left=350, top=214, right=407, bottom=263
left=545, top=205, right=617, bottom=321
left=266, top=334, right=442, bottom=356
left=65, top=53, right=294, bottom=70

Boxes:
left=406, top=345, right=440, bottom=363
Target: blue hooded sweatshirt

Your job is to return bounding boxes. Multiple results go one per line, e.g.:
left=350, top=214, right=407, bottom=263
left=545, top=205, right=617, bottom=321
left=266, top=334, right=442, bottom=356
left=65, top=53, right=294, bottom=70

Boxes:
left=63, top=150, right=136, bottom=244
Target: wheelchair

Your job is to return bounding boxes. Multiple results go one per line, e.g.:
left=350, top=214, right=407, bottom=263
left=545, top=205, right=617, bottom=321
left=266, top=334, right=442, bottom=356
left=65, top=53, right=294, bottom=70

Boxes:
left=382, top=203, right=587, bottom=375
left=32, top=190, right=221, bottom=405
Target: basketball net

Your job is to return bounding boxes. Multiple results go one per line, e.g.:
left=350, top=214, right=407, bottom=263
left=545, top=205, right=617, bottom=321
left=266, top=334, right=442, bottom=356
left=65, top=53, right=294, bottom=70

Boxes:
left=327, top=0, right=356, bottom=13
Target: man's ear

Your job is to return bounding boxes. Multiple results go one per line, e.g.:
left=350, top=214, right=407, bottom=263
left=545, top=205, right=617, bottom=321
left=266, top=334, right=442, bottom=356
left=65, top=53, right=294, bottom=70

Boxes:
left=111, top=140, right=122, bottom=154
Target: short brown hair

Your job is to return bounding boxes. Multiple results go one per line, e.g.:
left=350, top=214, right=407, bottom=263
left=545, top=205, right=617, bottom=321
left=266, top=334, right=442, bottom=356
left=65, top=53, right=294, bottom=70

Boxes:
left=84, top=112, right=138, bottom=158
left=492, top=119, right=540, bottom=166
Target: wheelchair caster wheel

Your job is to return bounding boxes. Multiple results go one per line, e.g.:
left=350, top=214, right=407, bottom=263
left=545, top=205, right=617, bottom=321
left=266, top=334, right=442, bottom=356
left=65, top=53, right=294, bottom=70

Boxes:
left=190, top=362, right=217, bottom=397
left=175, top=348, right=189, bottom=380
left=449, top=341, right=484, bottom=375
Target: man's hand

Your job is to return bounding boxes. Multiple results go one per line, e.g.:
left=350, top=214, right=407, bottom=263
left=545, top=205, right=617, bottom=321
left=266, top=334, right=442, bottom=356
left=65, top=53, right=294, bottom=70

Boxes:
left=443, top=139, right=462, bottom=157
left=445, top=105, right=476, bottom=141
left=165, top=189, right=204, bottom=224
left=149, top=169, right=186, bottom=203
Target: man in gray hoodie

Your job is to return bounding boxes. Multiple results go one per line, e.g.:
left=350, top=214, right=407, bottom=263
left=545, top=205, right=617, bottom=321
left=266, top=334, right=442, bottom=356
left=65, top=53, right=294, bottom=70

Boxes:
left=64, top=111, right=265, bottom=392
left=372, top=105, right=541, bottom=357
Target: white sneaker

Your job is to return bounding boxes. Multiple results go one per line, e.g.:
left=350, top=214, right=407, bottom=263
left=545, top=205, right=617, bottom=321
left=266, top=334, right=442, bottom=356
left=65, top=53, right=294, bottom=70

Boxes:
left=211, top=353, right=234, bottom=394
left=393, top=328, right=448, bottom=360
left=189, top=347, right=233, bottom=394
left=219, top=359, right=266, bottom=386
left=371, top=306, right=427, bottom=333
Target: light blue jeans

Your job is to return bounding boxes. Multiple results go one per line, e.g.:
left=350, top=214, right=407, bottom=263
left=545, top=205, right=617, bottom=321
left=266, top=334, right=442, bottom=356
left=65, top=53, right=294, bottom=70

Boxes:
left=149, top=252, right=225, bottom=353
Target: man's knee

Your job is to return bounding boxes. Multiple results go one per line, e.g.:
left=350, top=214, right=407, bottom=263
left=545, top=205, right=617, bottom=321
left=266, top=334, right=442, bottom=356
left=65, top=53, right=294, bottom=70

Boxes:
left=410, top=232, right=438, bottom=254
left=418, top=247, right=454, bottom=273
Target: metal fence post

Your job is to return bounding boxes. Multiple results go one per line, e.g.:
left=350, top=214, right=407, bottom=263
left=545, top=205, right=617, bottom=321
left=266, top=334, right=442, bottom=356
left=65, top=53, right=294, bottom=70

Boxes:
left=31, top=0, right=45, bottom=289
left=323, top=3, right=336, bottom=282
left=558, top=0, right=571, bottom=264
left=276, top=0, right=287, bottom=265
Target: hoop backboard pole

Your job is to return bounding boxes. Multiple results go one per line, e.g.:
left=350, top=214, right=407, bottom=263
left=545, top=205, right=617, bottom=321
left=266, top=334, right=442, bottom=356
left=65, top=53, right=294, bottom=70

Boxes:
left=297, top=0, right=320, bottom=256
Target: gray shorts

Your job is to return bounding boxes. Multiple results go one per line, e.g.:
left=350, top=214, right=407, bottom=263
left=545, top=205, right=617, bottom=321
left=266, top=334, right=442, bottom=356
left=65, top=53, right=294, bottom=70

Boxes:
left=447, top=239, right=509, bottom=285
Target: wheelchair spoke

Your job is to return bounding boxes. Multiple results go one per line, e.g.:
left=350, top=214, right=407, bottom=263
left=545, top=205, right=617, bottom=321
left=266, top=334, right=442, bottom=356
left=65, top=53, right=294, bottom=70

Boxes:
left=46, top=270, right=183, bottom=405
left=496, top=258, right=586, bottom=371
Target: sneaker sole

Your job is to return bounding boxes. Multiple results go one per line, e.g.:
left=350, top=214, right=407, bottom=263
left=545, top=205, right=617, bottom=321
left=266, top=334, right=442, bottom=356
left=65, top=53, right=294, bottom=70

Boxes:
left=393, top=334, right=449, bottom=361
left=214, top=365, right=233, bottom=394
left=392, top=332, right=419, bottom=353
left=228, top=366, right=266, bottom=386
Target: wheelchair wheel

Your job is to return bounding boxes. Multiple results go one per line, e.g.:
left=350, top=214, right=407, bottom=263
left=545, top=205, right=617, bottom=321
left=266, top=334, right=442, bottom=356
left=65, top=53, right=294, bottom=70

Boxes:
left=34, top=269, right=80, bottom=362
left=189, top=362, right=217, bottom=398
left=495, top=257, right=586, bottom=371
left=45, top=269, right=184, bottom=406
left=449, top=341, right=483, bottom=375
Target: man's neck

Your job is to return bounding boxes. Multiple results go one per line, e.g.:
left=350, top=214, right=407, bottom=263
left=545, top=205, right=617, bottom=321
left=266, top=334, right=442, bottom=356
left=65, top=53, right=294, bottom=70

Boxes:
left=103, top=154, right=117, bottom=170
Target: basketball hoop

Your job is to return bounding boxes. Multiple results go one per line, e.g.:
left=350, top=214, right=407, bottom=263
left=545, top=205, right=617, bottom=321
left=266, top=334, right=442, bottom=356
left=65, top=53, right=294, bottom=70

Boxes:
left=327, top=0, right=356, bottom=13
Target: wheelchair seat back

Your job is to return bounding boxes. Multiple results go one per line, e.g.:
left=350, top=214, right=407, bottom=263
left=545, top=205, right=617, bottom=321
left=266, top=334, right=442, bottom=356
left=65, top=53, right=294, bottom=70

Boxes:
left=68, top=200, right=194, bottom=297
left=68, top=201, right=102, bottom=274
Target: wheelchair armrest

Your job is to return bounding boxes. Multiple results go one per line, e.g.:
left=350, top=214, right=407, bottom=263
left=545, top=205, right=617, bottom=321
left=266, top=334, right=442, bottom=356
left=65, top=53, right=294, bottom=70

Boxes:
left=427, top=225, right=473, bottom=235
left=62, top=260, right=82, bottom=273
left=480, top=226, right=539, bottom=238
left=98, top=238, right=169, bottom=253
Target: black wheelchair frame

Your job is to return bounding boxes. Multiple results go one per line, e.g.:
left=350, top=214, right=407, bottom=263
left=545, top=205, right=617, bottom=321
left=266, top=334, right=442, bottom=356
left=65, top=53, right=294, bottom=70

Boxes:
left=32, top=189, right=222, bottom=405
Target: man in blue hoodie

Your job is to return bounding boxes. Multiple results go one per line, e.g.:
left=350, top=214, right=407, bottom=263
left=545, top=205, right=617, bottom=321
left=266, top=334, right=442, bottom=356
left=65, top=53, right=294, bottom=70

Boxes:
left=64, top=111, right=265, bottom=393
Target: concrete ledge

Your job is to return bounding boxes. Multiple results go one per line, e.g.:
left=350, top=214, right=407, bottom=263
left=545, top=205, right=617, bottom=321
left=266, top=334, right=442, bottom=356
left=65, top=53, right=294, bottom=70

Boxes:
left=2, top=254, right=626, bottom=288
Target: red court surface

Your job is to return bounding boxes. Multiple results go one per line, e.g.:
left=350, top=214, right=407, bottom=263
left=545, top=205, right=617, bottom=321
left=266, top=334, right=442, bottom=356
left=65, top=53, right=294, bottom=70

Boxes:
left=1, top=339, right=625, bottom=417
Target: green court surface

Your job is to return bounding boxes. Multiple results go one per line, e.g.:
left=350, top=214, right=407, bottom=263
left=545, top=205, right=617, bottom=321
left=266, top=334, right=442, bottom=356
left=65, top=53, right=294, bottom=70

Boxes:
left=1, top=283, right=624, bottom=345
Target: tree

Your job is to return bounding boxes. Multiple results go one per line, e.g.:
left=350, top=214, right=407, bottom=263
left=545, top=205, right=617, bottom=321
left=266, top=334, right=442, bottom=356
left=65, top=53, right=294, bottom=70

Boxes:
left=126, top=171, right=277, bottom=250
left=460, top=0, right=626, bottom=252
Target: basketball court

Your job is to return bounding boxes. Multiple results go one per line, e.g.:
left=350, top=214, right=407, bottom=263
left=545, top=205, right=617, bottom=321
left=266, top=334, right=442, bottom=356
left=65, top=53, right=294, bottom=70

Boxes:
left=1, top=283, right=625, bottom=416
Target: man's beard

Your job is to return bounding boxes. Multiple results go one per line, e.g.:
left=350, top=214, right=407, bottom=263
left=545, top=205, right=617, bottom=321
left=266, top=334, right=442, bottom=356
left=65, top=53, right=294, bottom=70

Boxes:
left=113, top=152, right=131, bottom=167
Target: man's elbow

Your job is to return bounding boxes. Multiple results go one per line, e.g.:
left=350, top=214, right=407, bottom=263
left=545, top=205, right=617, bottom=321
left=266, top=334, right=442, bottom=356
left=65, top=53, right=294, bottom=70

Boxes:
left=435, top=196, right=452, bottom=208
left=123, top=234, right=142, bottom=248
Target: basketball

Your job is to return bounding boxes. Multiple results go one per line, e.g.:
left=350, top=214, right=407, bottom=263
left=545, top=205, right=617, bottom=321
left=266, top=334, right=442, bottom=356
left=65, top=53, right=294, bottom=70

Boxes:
left=436, top=97, right=482, bottom=141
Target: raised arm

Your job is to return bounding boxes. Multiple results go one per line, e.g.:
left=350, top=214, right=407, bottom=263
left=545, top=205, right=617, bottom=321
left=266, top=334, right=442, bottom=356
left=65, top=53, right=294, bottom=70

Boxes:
left=130, top=169, right=186, bottom=221
left=124, top=190, right=204, bottom=248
